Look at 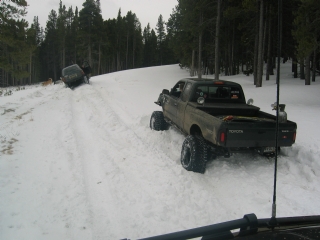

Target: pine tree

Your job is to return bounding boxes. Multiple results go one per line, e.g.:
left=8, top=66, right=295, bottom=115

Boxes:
left=0, top=0, right=30, bottom=86
left=57, top=0, right=67, bottom=69
left=79, top=0, right=104, bottom=74
left=156, top=14, right=166, bottom=65
left=44, top=10, right=59, bottom=81
left=150, top=29, right=158, bottom=66
left=115, top=9, right=125, bottom=71
left=142, top=23, right=151, bottom=67
left=26, top=17, right=42, bottom=84
left=132, top=15, right=143, bottom=68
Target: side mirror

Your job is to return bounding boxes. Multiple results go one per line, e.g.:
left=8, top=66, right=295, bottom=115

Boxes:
left=162, top=89, right=169, bottom=95
left=247, top=98, right=254, bottom=105
left=197, top=97, right=205, bottom=105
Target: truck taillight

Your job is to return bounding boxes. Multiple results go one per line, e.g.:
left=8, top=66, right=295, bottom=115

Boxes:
left=293, top=132, right=296, bottom=142
left=220, top=132, right=225, bottom=142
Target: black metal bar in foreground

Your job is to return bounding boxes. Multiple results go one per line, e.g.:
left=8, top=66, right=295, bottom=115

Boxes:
left=139, top=214, right=258, bottom=240
left=134, top=214, right=320, bottom=240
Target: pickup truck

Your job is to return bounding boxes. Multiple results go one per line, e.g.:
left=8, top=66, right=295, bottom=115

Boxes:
left=150, top=78, right=297, bottom=173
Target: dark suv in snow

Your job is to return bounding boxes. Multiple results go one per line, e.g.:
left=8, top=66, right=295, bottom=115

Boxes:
left=61, top=64, right=90, bottom=87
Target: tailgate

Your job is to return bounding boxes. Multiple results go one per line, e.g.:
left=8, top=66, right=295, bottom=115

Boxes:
left=224, top=122, right=296, bottom=148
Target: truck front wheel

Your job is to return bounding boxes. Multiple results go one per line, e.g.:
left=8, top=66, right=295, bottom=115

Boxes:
left=150, top=111, right=169, bottom=131
left=181, top=135, right=207, bottom=173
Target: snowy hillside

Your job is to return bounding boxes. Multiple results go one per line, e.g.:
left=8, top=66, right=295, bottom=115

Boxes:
left=1, top=64, right=320, bottom=240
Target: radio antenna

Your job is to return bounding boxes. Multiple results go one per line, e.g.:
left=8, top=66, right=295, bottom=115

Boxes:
left=270, top=0, right=282, bottom=227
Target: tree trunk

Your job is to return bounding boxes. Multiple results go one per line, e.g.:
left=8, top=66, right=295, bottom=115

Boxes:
left=88, top=43, right=93, bottom=75
left=63, top=37, right=65, bottom=68
left=305, top=55, right=310, bottom=85
left=317, top=50, right=320, bottom=72
left=52, top=40, right=57, bottom=81
left=266, top=4, right=273, bottom=80
left=256, top=0, right=264, bottom=87
left=29, top=51, right=32, bottom=84
left=300, top=58, right=305, bottom=79
left=6, top=70, right=8, bottom=87
left=132, top=35, right=136, bottom=68
left=53, top=60, right=57, bottom=82
left=126, top=32, right=129, bottom=69
left=215, top=0, right=221, bottom=81
left=98, top=42, right=101, bottom=75
left=198, top=11, right=203, bottom=80
left=292, top=57, right=298, bottom=78
left=198, top=30, right=202, bottom=79
left=261, top=9, right=267, bottom=77
left=312, top=49, right=316, bottom=82
left=253, top=1, right=259, bottom=85
left=117, top=52, right=120, bottom=71
left=225, top=50, right=229, bottom=76
left=231, top=23, right=235, bottom=75
left=191, top=49, right=195, bottom=77
left=74, top=45, right=77, bottom=64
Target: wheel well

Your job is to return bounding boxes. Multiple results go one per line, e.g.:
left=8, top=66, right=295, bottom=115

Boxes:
left=190, top=124, right=202, bottom=136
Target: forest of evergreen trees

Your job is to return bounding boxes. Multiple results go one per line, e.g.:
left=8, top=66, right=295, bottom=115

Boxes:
left=0, top=0, right=319, bottom=88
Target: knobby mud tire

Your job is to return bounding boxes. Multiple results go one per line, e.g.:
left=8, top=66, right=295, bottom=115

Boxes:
left=150, top=111, right=169, bottom=131
left=181, top=135, right=207, bottom=174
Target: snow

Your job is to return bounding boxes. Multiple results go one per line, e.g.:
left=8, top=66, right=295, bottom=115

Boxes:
left=1, top=63, right=320, bottom=240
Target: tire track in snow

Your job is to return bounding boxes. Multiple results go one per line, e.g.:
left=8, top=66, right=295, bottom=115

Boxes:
left=69, top=85, right=187, bottom=239
left=1, top=85, right=94, bottom=240
left=44, top=86, right=93, bottom=239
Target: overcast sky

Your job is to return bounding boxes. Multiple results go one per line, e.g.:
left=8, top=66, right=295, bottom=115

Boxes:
left=25, top=0, right=178, bottom=31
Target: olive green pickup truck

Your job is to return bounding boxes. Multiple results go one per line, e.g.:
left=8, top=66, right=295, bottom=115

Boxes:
left=150, top=78, right=297, bottom=173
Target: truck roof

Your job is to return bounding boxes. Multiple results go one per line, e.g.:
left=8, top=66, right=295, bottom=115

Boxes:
left=182, top=78, right=242, bottom=87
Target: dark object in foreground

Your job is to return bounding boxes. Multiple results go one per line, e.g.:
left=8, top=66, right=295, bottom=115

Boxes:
left=131, top=214, right=320, bottom=240
left=61, top=64, right=90, bottom=88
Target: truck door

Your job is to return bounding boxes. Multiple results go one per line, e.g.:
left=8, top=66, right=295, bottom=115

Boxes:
left=162, top=81, right=185, bottom=123
left=163, top=95, right=178, bottom=123
left=176, top=82, right=192, bottom=130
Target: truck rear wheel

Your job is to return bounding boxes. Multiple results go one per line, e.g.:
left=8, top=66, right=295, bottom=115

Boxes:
left=150, top=111, right=169, bottom=131
left=181, top=135, right=207, bottom=173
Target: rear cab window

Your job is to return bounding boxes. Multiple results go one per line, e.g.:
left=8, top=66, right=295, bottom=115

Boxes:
left=191, top=84, right=244, bottom=103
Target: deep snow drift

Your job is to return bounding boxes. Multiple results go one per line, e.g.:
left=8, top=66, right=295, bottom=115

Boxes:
left=1, top=63, right=320, bottom=240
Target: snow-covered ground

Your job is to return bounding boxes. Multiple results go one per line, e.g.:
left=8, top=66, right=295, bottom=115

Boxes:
left=1, top=63, right=320, bottom=240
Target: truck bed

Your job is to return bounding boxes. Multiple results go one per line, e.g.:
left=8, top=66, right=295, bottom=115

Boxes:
left=186, top=102, right=296, bottom=149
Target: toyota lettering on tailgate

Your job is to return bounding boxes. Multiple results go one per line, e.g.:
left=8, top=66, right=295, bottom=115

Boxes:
left=229, top=130, right=243, bottom=133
